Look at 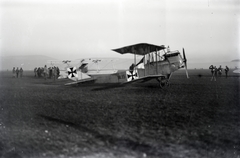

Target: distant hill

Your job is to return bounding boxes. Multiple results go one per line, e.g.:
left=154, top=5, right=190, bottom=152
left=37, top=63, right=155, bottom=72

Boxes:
left=0, top=55, right=56, bottom=71
left=231, top=59, right=240, bottom=62
left=1, top=55, right=239, bottom=71
left=185, top=60, right=240, bottom=69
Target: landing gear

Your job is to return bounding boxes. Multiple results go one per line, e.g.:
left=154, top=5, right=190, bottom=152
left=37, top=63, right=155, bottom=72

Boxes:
left=159, top=80, right=170, bottom=88
left=157, top=77, right=170, bottom=88
left=157, top=73, right=172, bottom=88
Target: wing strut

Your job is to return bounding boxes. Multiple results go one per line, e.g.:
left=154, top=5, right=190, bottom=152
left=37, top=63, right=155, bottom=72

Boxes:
left=134, top=51, right=136, bottom=72
left=155, top=49, right=158, bottom=74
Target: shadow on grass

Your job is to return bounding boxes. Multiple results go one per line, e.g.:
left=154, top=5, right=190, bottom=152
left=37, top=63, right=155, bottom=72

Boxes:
left=91, top=82, right=168, bottom=91
left=38, top=114, right=168, bottom=157
left=91, top=83, right=125, bottom=91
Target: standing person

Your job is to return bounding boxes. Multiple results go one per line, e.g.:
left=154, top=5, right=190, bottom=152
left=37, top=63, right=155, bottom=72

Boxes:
left=210, top=66, right=217, bottom=81
left=214, top=66, right=218, bottom=81
left=16, top=67, right=20, bottom=78
left=20, top=67, right=23, bottom=77
left=129, top=63, right=135, bottom=74
left=12, top=67, right=16, bottom=78
left=53, top=67, right=57, bottom=81
left=37, top=67, right=41, bottom=77
left=225, top=66, right=229, bottom=78
left=218, top=65, right=222, bottom=77
left=209, top=65, right=214, bottom=78
left=43, top=65, right=48, bottom=80
left=56, top=67, right=60, bottom=77
left=49, top=67, right=52, bottom=79
left=48, top=67, right=50, bottom=78
left=34, top=67, right=37, bottom=77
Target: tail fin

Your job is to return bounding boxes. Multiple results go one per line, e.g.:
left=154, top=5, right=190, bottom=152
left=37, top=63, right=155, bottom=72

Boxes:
left=69, top=71, right=91, bottom=81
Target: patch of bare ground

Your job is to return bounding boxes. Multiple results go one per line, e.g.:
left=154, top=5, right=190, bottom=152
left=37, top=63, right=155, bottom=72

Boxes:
left=0, top=70, right=239, bottom=158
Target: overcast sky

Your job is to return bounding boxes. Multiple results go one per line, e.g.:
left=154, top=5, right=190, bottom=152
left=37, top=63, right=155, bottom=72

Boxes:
left=0, top=0, right=239, bottom=63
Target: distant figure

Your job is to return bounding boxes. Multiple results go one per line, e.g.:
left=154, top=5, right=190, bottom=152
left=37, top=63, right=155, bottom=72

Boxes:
left=34, top=67, right=37, bottom=77
left=37, top=67, right=41, bottom=77
left=209, top=65, right=214, bottom=76
left=16, top=67, right=20, bottom=78
left=129, top=63, right=135, bottom=74
left=52, top=67, right=57, bottom=81
left=20, top=67, right=23, bottom=77
left=56, top=67, right=60, bottom=77
left=213, top=66, right=218, bottom=81
left=49, top=67, right=52, bottom=79
left=43, top=65, right=48, bottom=80
left=210, top=65, right=217, bottom=81
left=218, top=65, right=222, bottom=77
left=12, top=67, right=16, bottom=78
left=225, top=66, right=229, bottom=78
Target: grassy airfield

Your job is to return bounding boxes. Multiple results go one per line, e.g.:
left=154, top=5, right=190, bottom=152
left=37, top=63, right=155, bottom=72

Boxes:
left=0, top=69, right=239, bottom=158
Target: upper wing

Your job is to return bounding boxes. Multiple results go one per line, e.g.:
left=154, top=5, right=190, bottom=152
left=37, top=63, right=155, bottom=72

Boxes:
left=112, top=43, right=166, bottom=56
left=122, top=75, right=165, bottom=85
left=81, top=58, right=130, bottom=74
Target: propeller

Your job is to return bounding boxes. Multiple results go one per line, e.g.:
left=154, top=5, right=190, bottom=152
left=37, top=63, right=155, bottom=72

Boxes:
left=183, top=48, right=189, bottom=78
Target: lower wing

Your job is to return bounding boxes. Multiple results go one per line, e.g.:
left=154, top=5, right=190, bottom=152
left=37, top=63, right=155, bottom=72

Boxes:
left=64, top=78, right=96, bottom=86
left=122, top=75, right=166, bottom=85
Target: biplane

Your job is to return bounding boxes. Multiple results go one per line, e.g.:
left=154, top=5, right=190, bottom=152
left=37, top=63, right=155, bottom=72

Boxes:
left=58, top=43, right=189, bottom=87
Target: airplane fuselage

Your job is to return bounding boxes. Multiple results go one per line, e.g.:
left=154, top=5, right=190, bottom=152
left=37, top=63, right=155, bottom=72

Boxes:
left=141, top=52, right=184, bottom=76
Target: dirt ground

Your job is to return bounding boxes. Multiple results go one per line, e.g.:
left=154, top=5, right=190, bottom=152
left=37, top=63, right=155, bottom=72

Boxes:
left=0, top=69, right=239, bottom=158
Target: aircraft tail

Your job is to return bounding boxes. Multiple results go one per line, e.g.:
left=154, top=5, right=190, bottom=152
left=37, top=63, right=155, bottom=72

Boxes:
left=64, top=71, right=95, bottom=86
left=69, top=71, right=91, bottom=81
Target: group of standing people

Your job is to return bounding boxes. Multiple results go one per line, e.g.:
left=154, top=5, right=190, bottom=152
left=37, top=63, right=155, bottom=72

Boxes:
left=209, top=65, right=229, bottom=81
left=34, top=65, right=60, bottom=80
left=12, top=67, right=23, bottom=78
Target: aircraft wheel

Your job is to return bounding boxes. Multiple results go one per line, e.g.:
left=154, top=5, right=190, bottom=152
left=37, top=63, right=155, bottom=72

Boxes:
left=166, top=81, right=170, bottom=86
left=159, top=81, right=169, bottom=88
left=159, top=82, right=165, bottom=88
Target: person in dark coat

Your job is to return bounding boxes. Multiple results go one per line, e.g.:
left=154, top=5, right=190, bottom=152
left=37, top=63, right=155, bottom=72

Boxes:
left=210, top=65, right=217, bottom=81
left=225, top=66, right=229, bottom=78
left=209, top=65, right=214, bottom=79
left=129, top=63, right=135, bottom=74
left=218, top=65, right=222, bottom=77
left=12, top=67, right=16, bottom=78
left=20, top=67, right=23, bottom=77
left=16, top=67, right=20, bottom=78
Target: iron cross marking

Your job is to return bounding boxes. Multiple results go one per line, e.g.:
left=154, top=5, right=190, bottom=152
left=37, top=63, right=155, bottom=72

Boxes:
left=127, top=71, right=138, bottom=81
left=68, top=67, right=77, bottom=78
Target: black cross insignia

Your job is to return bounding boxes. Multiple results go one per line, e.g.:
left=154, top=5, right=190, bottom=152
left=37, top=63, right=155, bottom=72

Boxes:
left=127, top=71, right=138, bottom=81
left=68, top=67, right=77, bottom=78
